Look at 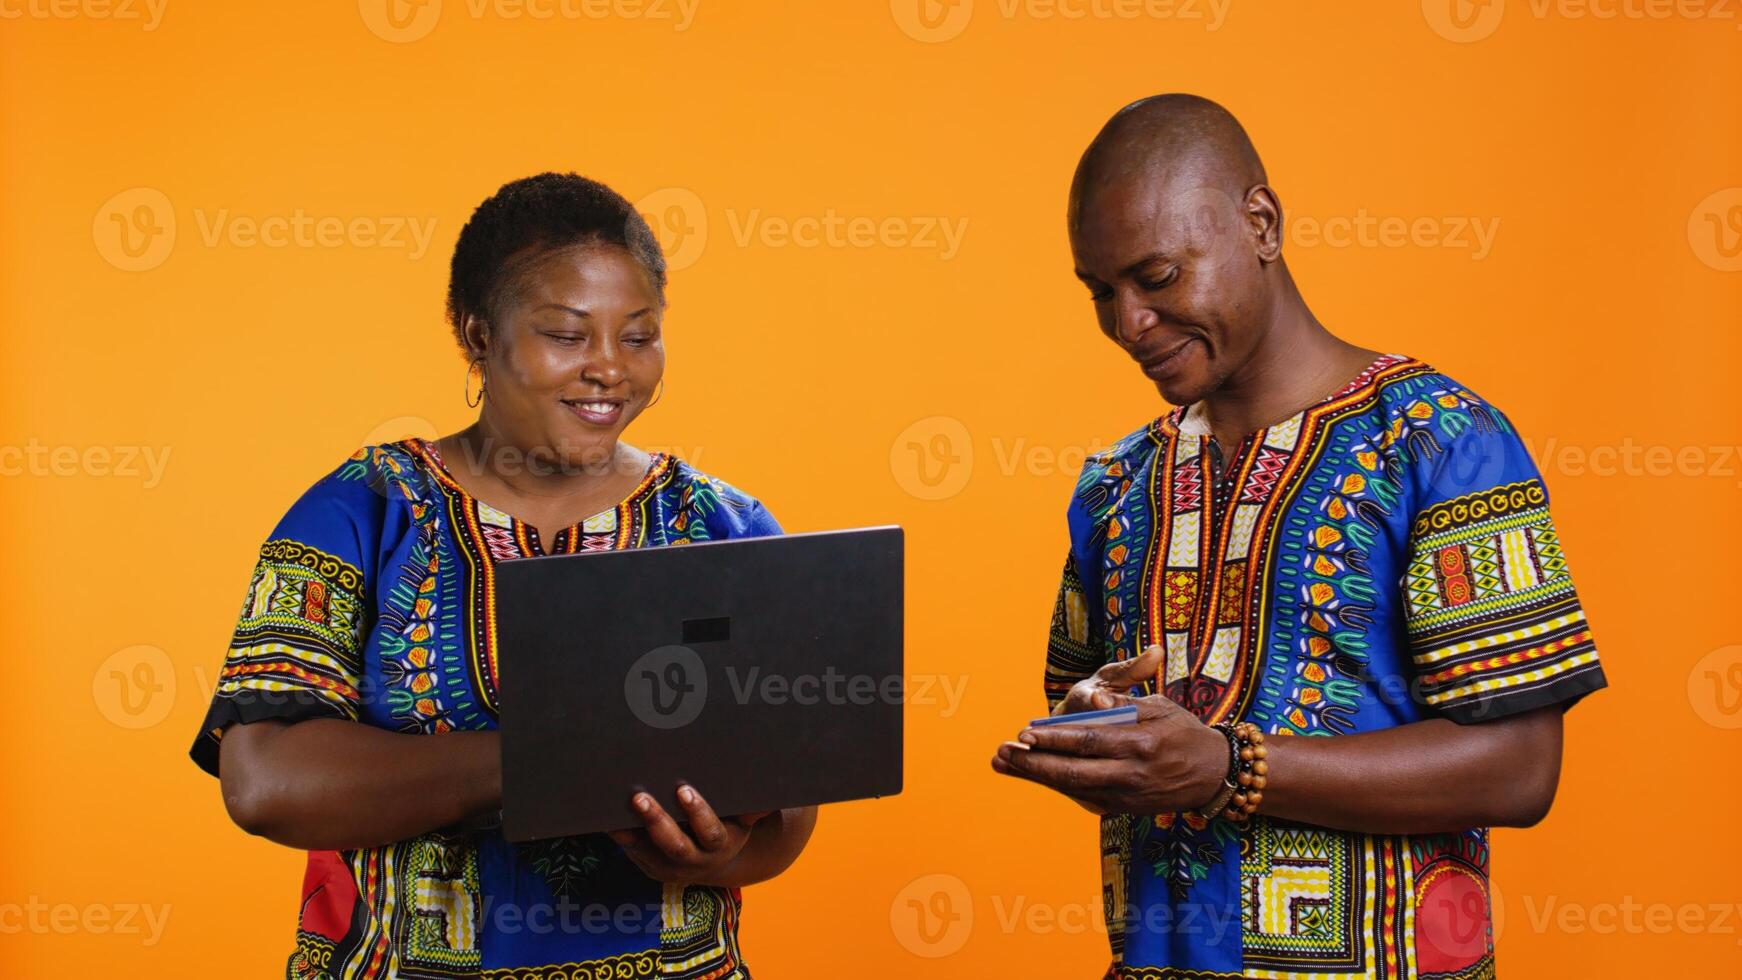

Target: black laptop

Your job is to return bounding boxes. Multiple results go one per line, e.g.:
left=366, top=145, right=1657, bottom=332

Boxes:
left=494, top=526, right=904, bottom=842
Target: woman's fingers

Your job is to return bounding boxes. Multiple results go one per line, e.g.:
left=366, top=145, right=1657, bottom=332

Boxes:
left=675, top=785, right=732, bottom=852
left=632, top=793, right=701, bottom=863
left=607, top=828, right=671, bottom=878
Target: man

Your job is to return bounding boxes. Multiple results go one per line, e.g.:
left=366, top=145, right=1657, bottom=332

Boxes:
left=991, top=94, right=1605, bottom=979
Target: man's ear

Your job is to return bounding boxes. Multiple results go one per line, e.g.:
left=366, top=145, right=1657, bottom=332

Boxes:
left=461, top=313, right=493, bottom=359
left=1245, top=184, right=1284, bottom=264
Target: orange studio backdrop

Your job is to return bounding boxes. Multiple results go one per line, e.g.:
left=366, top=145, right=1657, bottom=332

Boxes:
left=2, top=1, right=1739, bottom=976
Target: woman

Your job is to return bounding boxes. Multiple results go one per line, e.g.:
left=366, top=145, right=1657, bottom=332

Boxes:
left=191, top=173, right=816, bottom=978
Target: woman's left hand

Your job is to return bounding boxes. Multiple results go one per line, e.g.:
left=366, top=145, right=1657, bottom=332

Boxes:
left=608, top=785, right=769, bottom=885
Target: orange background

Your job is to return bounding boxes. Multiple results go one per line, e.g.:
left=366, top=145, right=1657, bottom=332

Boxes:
left=3, top=1, right=1740, bottom=975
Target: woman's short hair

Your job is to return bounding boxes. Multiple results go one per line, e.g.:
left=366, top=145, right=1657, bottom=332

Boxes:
left=446, top=172, right=667, bottom=351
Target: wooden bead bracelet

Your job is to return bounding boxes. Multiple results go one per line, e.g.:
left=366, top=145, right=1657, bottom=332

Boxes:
left=1193, top=721, right=1268, bottom=822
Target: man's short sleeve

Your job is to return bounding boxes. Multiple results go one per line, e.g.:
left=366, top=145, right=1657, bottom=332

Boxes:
left=1402, top=414, right=1607, bottom=723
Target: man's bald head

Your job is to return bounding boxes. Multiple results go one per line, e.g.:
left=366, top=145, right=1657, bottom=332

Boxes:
left=1068, top=94, right=1268, bottom=234
left=1067, top=94, right=1295, bottom=408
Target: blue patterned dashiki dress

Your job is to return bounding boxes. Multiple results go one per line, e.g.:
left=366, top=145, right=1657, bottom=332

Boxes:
left=191, top=439, right=780, bottom=979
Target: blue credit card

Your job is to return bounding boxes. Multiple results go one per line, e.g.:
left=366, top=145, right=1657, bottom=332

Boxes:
left=1028, top=704, right=1139, bottom=728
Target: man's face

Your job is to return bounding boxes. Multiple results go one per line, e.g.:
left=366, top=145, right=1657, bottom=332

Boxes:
left=1070, top=172, right=1271, bottom=406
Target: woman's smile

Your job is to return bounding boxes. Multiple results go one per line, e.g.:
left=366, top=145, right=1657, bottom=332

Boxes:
left=561, top=397, right=627, bottom=426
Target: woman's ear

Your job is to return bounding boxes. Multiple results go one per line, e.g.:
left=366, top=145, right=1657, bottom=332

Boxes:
left=461, top=313, right=493, bottom=360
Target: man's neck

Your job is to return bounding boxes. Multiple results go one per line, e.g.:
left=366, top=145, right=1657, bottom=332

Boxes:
left=1194, top=298, right=1378, bottom=447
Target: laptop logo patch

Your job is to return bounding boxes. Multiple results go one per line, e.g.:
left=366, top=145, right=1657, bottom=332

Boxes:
left=626, top=644, right=708, bottom=730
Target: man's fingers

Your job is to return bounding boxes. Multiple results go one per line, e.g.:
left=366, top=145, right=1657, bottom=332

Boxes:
left=1089, top=690, right=1138, bottom=711
left=1084, top=645, right=1162, bottom=694
left=992, top=744, right=1132, bottom=798
left=1017, top=722, right=1144, bottom=758
left=1103, top=645, right=1163, bottom=682
left=1056, top=649, right=1159, bottom=716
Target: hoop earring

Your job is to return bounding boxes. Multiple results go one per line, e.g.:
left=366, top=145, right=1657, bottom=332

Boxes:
left=465, top=358, right=487, bottom=408
left=646, top=379, right=665, bottom=410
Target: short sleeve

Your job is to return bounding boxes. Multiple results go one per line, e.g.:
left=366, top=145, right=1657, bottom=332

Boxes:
left=680, top=462, right=784, bottom=541
left=1402, top=416, right=1606, bottom=724
left=736, top=499, right=783, bottom=538
left=1044, top=550, right=1104, bottom=712
left=189, top=455, right=383, bottom=776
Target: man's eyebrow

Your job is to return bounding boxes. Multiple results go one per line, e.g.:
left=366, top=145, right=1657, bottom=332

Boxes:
left=1118, top=252, right=1172, bottom=278
left=1075, top=251, right=1173, bottom=283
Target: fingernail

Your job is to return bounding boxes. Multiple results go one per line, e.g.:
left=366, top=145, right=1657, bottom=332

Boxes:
left=1017, top=731, right=1037, bottom=745
left=1002, top=739, right=1031, bottom=752
left=635, top=794, right=653, bottom=812
left=678, top=786, right=696, bottom=804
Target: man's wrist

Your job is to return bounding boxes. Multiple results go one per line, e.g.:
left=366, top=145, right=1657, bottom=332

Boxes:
left=1190, top=724, right=1240, bottom=816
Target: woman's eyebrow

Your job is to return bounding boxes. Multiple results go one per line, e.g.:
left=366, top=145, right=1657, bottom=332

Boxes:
left=533, top=303, right=591, bottom=318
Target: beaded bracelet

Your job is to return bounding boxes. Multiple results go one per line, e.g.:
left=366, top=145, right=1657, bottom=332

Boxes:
left=1193, top=721, right=1268, bottom=822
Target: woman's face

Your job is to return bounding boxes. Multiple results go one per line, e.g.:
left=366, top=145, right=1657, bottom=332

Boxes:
left=471, top=243, right=666, bottom=470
